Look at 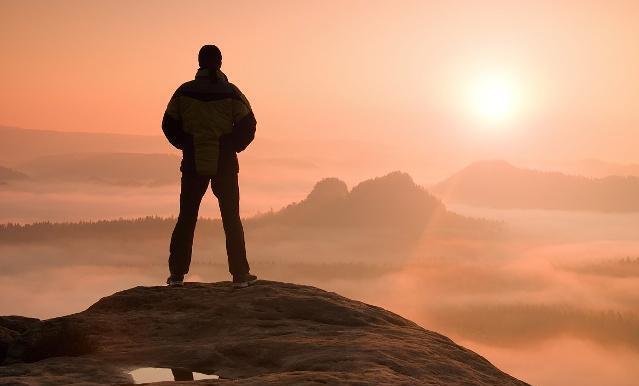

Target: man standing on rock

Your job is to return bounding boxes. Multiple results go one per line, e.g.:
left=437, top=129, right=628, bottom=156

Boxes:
left=161, top=44, right=257, bottom=288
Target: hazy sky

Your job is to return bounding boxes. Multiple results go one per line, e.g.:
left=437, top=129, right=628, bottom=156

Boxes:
left=2, top=0, right=639, bottom=164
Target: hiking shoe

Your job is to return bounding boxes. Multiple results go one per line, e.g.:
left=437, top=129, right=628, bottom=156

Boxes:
left=232, top=273, right=258, bottom=289
left=166, top=275, right=184, bottom=287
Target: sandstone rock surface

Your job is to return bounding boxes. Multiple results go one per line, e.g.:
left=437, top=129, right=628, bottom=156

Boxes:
left=0, top=281, right=529, bottom=385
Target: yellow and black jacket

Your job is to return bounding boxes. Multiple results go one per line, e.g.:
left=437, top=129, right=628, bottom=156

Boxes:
left=162, top=68, right=256, bottom=175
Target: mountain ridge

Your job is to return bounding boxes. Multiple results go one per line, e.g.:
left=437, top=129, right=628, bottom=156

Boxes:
left=433, top=160, right=639, bottom=212
left=0, top=126, right=170, bottom=166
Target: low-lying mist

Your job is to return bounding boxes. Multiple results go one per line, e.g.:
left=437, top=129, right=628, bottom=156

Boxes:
left=1, top=173, right=639, bottom=386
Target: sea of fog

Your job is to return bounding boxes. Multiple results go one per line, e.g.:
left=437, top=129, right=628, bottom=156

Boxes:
left=1, top=203, right=638, bottom=386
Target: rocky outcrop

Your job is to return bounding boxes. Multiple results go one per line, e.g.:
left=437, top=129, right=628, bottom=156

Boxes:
left=0, top=281, right=529, bottom=385
left=305, top=178, right=349, bottom=203
left=1, top=316, right=40, bottom=361
left=273, top=172, right=445, bottom=229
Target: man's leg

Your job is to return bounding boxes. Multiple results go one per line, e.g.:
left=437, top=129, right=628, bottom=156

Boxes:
left=168, top=173, right=210, bottom=278
left=210, top=172, right=250, bottom=277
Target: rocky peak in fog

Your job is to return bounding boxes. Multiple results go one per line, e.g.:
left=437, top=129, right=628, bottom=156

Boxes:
left=274, top=171, right=444, bottom=227
left=305, top=177, right=349, bottom=203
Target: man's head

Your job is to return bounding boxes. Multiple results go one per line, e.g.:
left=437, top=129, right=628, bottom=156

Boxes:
left=198, top=45, right=222, bottom=69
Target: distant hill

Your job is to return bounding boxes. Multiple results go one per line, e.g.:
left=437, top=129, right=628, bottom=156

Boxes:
left=554, top=158, right=639, bottom=178
left=19, top=152, right=181, bottom=186
left=259, top=171, right=494, bottom=234
left=0, top=126, right=170, bottom=166
left=0, top=172, right=497, bottom=242
left=270, top=172, right=444, bottom=227
left=0, top=126, right=386, bottom=186
left=433, top=160, right=639, bottom=212
left=0, top=166, right=28, bottom=184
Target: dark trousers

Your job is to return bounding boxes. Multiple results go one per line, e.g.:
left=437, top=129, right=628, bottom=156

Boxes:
left=169, top=172, right=249, bottom=278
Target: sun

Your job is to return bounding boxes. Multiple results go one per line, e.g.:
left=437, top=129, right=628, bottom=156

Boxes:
left=467, top=72, right=520, bottom=125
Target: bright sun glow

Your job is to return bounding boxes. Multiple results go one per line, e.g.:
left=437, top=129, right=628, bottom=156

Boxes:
left=468, top=73, right=520, bottom=126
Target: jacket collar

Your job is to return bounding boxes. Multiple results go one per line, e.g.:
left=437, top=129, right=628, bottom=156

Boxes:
left=195, top=68, right=228, bottom=83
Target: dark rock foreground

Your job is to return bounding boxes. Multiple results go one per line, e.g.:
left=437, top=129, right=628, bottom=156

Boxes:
left=0, top=281, right=529, bottom=385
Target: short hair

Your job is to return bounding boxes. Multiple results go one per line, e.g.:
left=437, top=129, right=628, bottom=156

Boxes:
left=198, top=45, right=222, bottom=68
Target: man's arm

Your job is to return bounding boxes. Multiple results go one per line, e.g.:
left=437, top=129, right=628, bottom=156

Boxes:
left=229, top=84, right=257, bottom=153
left=162, top=90, right=188, bottom=150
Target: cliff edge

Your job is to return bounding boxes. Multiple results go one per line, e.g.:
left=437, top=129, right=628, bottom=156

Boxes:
left=1, top=281, right=528, bottom=385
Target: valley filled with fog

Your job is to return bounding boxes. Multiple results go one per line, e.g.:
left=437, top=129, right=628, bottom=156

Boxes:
left=4, top=127, right=639, bottom=385
left=2, top=165, right=639, bottom=386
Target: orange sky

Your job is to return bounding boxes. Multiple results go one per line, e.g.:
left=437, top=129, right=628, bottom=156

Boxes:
left=2, top=0, right=639, bottom=164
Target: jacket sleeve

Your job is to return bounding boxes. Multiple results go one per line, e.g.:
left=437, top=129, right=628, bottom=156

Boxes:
left=161, top=90, right=188, bottom=150
left=229, top=84, right=257, bottom=153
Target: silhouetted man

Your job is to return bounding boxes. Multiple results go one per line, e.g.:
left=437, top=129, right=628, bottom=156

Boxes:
left=162, top=44, right=257, bottom=288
